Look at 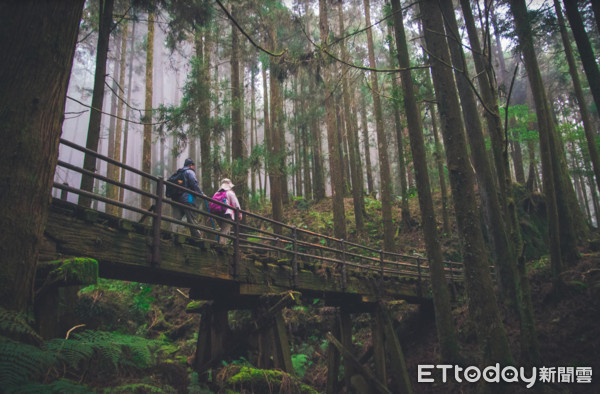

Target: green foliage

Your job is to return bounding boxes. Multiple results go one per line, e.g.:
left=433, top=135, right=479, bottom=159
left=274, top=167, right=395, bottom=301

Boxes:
left=224, top=366, right=318, bottom=394
left=0, top=336, right=56, bottom=390
left=291, top=353, right=311, bottom=377
left=0, top=307, right=42, bottom=344
left=103, top=383, right=176, bottom=393
left=17, top=379, right=91, bottom=394
left=49, top=330, right=159, bottom=371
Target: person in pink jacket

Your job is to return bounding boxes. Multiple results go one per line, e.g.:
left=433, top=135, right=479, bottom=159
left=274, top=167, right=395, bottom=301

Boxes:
left=210, top=178, right=241, bottom=244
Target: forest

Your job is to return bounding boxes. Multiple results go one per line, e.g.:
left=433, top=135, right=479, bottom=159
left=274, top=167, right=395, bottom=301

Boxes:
left=1, top=0, right=599, bottom=392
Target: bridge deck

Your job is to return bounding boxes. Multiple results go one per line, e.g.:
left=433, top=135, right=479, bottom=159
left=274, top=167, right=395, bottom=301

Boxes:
left=40, top=199, right=426, bottom=308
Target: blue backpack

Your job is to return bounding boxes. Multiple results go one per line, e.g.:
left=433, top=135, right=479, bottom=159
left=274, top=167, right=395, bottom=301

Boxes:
left=209, top=190, right=229, bottom=214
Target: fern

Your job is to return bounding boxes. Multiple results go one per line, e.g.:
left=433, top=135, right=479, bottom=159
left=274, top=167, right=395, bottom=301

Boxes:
left=46, top=336, right=95, bottom=369
left=15, top=379, right=90, bottom=393
left=103, top=383, right=176, bottom=393
left=0, top=306, right=42, bottom=344
left=0, top=336, right=56, bottom=390
left=70, top=330, right=157, bottom=369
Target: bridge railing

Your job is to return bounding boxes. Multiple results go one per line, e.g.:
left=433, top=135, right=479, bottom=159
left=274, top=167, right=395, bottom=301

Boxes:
left=53, top=138, right=464, bottom=291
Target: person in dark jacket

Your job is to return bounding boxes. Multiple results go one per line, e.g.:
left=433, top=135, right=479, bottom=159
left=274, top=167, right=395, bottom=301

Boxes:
left=172, top=158, right=204, bottom=237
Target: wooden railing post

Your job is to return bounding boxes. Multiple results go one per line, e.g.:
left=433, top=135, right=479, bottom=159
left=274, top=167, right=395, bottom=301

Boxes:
left=233, top=207, right=240, bottom=277
left=152, top=177, right=164, bottom=267
left=292, top=226, right=298, bottom=288
left=379, top=250, right=384, bottom=281
left=341, top=239, right=347, bottom=290
left=60, top=183, right=69, bottom=201
left=416, top=257, right=423, bottom=297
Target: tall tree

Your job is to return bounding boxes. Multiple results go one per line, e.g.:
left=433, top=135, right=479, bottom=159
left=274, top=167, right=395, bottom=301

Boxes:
left=0, top=0, right=84, bottom=315
left=107, top=23, right=129, bottom=216
left=199, top=24, right=213, bottom=194
left=337, top=2, right=365, bottom=235
left=359, top=92, right=375, bottom=196
left=556, top=0, right=600, bottom=201
left=364, top=0, right=394, bottom=251
left=79, top=0, right=115, bottom=208
left=319, top=0, right=346, bottom=239
left=385, top=19, right=411, bottom=228
left=119, top=18, right=136, bottom=216
left=421, top=0, right=513, bottom=365
left=268, top=24, right=285, bottom=229
left=510, top=0, right=581, bottom=284
left=563, top=0, right=600, bottom=116
left=141, top=11, right=155, bottom=210
left=390, top=0, right=460, bottom=363
left=442, top=0, right=539, bottom=364
left=230, top=4, right=247, bottom=208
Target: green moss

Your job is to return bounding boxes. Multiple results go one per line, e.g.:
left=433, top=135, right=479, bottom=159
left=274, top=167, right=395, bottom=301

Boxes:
left=226, top=366, right=318, bottom=394
left=40, top=258, right=98, bottom=288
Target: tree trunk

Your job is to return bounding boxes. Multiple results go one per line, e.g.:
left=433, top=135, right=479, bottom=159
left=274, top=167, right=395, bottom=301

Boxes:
left=509, top=0, right=565, bottom=288
left=79, top=0, right=115, bottom=208
left=421, top=0, right=513, bottom=365
left=319, top=0, right=346, bottom=240
left=119, top=19, right=136, bottom=216
left=444, top=0, right=540, bottom=365
left=386, top=19, right=411, bottom=228
left=337, top=2, right=365, bottom=235
left=200, top=26, right=213, bottom=194
left=364, top=0, right=394, bottom=251
left=141, top=12, right=154, bottom=210
left=555, top=0, right=600, bottom=208
left=390, top=0, right=460, bottom=363
left=0, top=0, right=84, bottom=316
left=108, top=24, right=129, bottom=217
left=359, top=93, right=375, bottom=196
left=268, top=27, right=284, bottom=230
left=231, top=5, right=247, bottom=209
left=563, top=0, right=600, bottom=117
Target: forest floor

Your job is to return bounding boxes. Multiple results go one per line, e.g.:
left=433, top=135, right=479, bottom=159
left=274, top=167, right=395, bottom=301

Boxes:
left=71, top=194, right=600, bottom=393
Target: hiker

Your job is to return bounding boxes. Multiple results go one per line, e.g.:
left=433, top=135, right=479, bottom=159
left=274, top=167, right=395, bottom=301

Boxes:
left=209, top=178, right=242, bottom=244
left=169, top=158, right=204, bottom=238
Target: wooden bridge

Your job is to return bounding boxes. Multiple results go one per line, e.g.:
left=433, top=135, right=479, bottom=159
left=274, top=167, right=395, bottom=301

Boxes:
left=38, top=138, right=464, bottom=393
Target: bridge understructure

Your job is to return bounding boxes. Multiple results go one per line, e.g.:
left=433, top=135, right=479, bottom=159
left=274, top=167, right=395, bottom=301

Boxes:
left=36, top=138, right=464, bottom=393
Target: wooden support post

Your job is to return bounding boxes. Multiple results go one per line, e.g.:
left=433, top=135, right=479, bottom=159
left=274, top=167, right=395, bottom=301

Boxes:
left=326, top=332, right=391, bottom=394
left=211, top=308, right=229, bottom=360
left=379, top=304, right=412, bottom=394
left=326, top=310, right=341, bottom=394
left=194, top=307, right=213, bottom=369
left=371, top=308, right=387, bottom=388
left=273, top=311, right=294, bottom=374
left=339, top=308, right=354, bottom=390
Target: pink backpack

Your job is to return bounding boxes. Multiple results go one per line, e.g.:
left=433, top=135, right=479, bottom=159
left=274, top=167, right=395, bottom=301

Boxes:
left=209, top=190, right=229, bottom=214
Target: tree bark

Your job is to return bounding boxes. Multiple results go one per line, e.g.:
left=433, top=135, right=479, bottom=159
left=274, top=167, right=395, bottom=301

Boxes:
left=79, top=0, right=115, bottom=208
left=319, top=0, right=346, bottom=240
left=141, top=11, right=154, bottom=210
left=563, top=0, right=600, bottom=117
left=555, top=0, right=600, bottom=210
left=421, top=0, right=513, bottom=365
left=0, top=0, right=84, bottom=315
left=390, top=0, right=460, bottom=363
left=231, top=5, right=247, bottom=209
left=509, top=0, right=565, bottom=287
left=364, top=0, right=394, bottom=251
left=338, top=2, right=365, bottom=235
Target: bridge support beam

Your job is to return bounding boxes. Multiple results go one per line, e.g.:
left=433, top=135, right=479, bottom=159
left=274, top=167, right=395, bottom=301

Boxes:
left=193, top=303, right=230, bottom=371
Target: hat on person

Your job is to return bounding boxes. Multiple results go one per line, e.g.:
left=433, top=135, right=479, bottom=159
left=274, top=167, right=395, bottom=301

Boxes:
left=220, top=178, right=234, bottom=191
left=184, top=158, right=195, bottom=167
